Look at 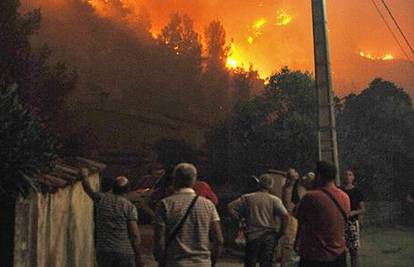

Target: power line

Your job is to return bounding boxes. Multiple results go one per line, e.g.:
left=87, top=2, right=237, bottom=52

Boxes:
left=380, top=0, right=414, bottom=54
left=369, top=0, right=414, bottom=67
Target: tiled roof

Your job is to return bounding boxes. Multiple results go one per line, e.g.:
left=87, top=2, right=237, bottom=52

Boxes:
left=37, top=157, right=106, bottom=193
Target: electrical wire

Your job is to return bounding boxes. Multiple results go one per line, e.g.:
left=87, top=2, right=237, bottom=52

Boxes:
left=380, top=0, right=414, bottom=54
left=370, top=0, right=414, bottom=67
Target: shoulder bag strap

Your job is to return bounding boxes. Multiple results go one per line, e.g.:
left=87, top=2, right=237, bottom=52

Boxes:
left=165, top=195, right=199, bottom=249
left=320, top=188, right=348, bottom=222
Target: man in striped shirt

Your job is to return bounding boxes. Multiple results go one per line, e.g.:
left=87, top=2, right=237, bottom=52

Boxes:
left=153, top=163, right=224, bottom=267
left=80, top=168, right=145, bottom=267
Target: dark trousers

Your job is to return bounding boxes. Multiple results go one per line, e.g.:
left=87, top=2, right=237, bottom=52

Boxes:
left=244, top=233, right=278, bottom=267
left=96, top=251, right=136, bottom=267
left=299, top=252, right=347, bottom=267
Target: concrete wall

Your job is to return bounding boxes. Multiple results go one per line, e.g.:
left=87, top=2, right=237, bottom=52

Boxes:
left=13, top=173, right=100, bottom=267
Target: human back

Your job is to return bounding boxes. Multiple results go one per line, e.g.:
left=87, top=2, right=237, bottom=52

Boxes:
left=240, top=191, right=285, bottom=237
left=228, top=174, right=289, bottom=267
left=153, top=163, right=223, bottom=267
left=94, top=192, right=138, bottom=254
left=80, top=171, right=144, bottom=267
left=159, top=192, right=219, bottom=265
left=297, top=161, right=350, bottom=267
left=298, top=187, right=350, bottom=261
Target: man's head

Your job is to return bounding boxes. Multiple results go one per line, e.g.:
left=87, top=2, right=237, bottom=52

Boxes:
left=112, top=176, right=131, bottom=195
left=173, top=163, right=197, bottom=189
left=150, top=162, right=165, bottom=179
left=302, top=172, right=315, bottom=189
left=315, top=161, right=337, bottom=186
left=258, top=174, right=274, bottom=191
left=286, top=168, right=299, bottom=185
left=344, top=169, right=355, bottom=185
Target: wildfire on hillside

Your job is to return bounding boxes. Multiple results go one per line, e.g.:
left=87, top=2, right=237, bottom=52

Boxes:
left=25, top=0, right=413, bottom=95
left=226, top=42, right=243, bottom=69
left=359, top=51, right=394, bottom=61
left=276, top=9, right=292, bottom=26
left=247, top=18, right=266, bottom=45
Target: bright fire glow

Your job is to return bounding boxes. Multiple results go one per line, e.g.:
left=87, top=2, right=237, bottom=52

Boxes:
left=382, top=53, right=394, bottom=60
left=247, top=36, right=254, bottom=44
left=247, top=18, right=267, bottom=45
left=226, top=57, right=238, bottom=69
left=225, top=42, right=250, bottom=71
left=254, top=18, right=266, bottom=29
left=30, top=0, right=410, bottom=95
left=359, top=51, right=394, bottom=61
left=226, top=42, right=239, bottom=69
left=276, top=9, right=292, bottom=26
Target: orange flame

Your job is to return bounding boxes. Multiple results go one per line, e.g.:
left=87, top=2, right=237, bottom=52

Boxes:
left=276, top=9, right=292, bottom=26
left=226, top=42, right=240, bottom=69
left=29, top=0, right=410, bottom=95
left=359, top=51, right=394, bottom=61
left=226, top=42, right=251, bottom=71
left=253, top=18, right=266, bottom=29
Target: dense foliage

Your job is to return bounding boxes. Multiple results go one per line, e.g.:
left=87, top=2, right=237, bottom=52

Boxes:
left=207, top=67, right=318, bottom=185
left=0, top=0, right=72, bottom=198
left=337, top=78, right=414, bottom=200
left=0, top=83, right=58, bottom=199
left=208, top=71, right=414, bottom=200
left=0, top=0, right=76, bottom=122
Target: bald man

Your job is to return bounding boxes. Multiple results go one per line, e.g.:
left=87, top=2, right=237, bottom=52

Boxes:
left=80, top=168, right=145, bottom=267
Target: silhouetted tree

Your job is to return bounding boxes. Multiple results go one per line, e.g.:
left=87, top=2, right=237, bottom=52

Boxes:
left=157, top=13, right=204, bottom=118
left=135, top=7, right=153, bottom=43
left=204, top=20, right=228, bottom=71
left=230, top=67, right=263, bottom=103
left=0, top=82, right=58, bottom=199
left=208, top=67, right=318, bottom=184
left=158, top=13, right=202, bottom=70
left=337, top=78, right=414, bottom=200
left=0, top=0, right=76, bottom=121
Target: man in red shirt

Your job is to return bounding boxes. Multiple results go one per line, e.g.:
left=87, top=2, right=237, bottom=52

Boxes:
left=296, top=161, right=350, bottom=267
left=193, top=180, right=218, bottom=205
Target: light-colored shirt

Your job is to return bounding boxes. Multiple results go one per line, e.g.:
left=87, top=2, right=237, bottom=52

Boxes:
left=229, top=191, right=288, bottom=240
left=154, top=188, right=220, bottom=267
left=93, top=192, right=138, bottom=254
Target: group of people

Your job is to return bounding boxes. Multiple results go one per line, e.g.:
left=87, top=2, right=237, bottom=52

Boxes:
left=80, top=160, right=365, bottom=267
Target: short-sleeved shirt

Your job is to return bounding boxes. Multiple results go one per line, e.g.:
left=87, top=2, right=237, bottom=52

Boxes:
left=93, top=192, right=138, bottom=255
left=297, top=186, right=351, bottom=262
left=229, top=191, right=288, bottom=240
left=341, top=187, right=364, bottom=221
left=153, top=188, right=220, bottom=267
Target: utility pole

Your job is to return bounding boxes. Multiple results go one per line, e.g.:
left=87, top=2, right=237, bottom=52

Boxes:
left=311, top=0, right=340, bottom=184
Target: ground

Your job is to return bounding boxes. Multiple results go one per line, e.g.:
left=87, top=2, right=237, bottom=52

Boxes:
left=141, top=225, right=414, bottom=267
left=359, top=226, right=414, bottom=267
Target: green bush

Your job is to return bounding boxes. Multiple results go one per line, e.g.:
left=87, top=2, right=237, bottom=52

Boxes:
left=0, top=83, right=58, bottom=199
